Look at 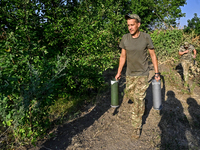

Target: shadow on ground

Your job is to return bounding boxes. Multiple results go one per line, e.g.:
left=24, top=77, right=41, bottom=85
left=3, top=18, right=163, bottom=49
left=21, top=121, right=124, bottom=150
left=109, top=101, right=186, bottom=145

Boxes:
left=187, top=97, right=200, bottom=148
left=40, top=95, right=111, bottom=149
left=29, top=62, right=200, bottom=150
left=175, top=63, right=184, bottom=81
left=158, top=90, right=190, bottom=149
left=37, top=65, right=126, bottom=150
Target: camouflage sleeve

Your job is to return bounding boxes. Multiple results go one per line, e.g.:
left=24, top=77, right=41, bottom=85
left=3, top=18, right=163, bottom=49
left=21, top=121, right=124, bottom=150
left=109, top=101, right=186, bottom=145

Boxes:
left=179, top=46, right=185, bottom=52
left=190, top=45, right=195, bottom=51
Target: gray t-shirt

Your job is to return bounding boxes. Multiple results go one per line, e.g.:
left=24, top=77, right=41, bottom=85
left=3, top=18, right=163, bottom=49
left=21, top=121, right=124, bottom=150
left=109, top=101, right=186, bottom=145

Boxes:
left=179, top=44, right=195, bottom=61
left=119, top=32, right=154, bottom=76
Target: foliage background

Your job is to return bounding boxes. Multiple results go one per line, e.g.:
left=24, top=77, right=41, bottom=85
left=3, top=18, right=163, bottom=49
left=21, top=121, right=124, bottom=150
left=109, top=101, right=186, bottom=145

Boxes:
left=1, top=0, right=200, bottom=148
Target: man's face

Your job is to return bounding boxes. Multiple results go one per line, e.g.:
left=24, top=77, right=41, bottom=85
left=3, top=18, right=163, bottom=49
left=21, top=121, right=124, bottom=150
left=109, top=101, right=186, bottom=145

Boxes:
left=127, top=19, right=140, bottom=35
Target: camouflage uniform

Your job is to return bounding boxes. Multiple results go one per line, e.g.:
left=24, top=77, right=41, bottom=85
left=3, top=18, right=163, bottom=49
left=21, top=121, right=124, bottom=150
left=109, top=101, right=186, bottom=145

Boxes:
left=179, top=42, right=195, bottom=85
left=125, top=76, right=148, bottom=129
left=118, top=14, right=156, bottom=138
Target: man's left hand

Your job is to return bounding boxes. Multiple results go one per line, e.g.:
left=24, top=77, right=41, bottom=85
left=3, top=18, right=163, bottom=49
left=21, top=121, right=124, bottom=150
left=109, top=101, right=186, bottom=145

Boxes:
left=155, top=75, right=160, bottom=81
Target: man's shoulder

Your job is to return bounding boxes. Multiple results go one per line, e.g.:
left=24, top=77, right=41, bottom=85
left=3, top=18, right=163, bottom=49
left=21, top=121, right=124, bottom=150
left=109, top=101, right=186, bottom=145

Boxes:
left=179, top=46, right=185, bottom=52
left=140, top=32, right=151, bottom=39
left=189, top=44, right=195, bottom=49
left=122, top=33, right=131, bottom=38
left=140, top=32, right=149, bottom=36
left=120, top=33, right=131, bottom=42
left=122, top=32, right=150, bottom=38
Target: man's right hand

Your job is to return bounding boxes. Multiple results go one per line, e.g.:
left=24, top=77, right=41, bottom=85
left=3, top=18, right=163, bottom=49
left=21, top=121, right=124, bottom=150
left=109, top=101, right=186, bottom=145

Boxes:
left=115, top=73, right=121, bottom=80
left=184, top=50, right=189, bottom=53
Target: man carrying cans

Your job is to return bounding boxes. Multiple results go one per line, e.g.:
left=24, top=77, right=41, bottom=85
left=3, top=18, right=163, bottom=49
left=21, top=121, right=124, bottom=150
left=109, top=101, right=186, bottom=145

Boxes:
left=115, top=14, right=160, bottom=139
left=179, top=42, right=197, bottom=87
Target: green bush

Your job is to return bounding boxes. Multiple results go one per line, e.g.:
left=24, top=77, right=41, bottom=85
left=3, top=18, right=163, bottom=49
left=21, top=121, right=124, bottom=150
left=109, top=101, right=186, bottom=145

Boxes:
left=150, top=29, right=183, bottom=60
left=0, top=0, right=122, bottom=146
left=151, top=29, right=200, bottom=62
left=0, top=0, right=188, bottom=147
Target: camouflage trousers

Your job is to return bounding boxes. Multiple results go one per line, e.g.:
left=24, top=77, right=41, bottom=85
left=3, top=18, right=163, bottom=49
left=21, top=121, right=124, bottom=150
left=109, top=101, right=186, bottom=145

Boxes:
left=181, top=60, right=193, bottom=85
left=125, top=76, right=149, bottom=129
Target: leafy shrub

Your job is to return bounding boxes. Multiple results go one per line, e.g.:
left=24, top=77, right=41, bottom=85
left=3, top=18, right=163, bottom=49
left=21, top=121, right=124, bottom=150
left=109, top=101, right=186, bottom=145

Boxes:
left=0, top=0, right=122, bottom=146
left=151, top=28, right=200, bottom=62
left=0, top=0, right=189, bottom=147
left=150, top=29, right=183, bottom=60
left=0, top=31, right=69, bottom=144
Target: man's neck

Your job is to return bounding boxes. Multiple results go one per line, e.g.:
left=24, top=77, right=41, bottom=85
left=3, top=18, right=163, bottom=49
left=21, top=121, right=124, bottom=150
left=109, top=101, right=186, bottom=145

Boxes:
left=131, top=31, right=140, bottom=38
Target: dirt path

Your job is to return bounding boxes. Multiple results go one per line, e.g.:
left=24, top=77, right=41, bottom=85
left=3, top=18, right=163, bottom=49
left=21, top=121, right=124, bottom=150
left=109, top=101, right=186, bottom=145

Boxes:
left=29, top=63, right=200, bottom=150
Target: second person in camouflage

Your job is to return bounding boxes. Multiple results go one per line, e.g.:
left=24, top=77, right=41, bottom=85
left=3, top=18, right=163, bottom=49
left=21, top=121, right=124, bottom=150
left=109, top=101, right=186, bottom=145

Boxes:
left=179, top=42, right=197, bottom=87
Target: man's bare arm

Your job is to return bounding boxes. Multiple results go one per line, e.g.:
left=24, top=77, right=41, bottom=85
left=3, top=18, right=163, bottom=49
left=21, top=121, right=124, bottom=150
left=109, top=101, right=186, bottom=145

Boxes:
left=193, top=49, right=197, bottom=58
left=179, top=50, right=189, bottom=56
left=115, top=48, right=126, bottom=80
left=148, top=49, right=160, bottom=81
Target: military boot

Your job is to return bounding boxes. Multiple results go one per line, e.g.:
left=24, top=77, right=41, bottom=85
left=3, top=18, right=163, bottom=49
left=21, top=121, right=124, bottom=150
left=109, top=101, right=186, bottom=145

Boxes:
left=131, top=128, right=141, bottom=139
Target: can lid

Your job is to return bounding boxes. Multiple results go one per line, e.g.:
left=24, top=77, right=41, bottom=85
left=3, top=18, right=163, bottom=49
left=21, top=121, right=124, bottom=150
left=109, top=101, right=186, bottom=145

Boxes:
left=152, top=79, right=161, bottom=85
left=111, top=80, right=118, bottom=85
left=111, top=105, right=119, bottom=108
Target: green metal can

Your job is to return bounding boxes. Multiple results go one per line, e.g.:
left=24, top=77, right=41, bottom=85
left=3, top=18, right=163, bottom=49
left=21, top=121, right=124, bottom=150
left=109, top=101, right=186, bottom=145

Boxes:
left=111, top=79, right=119, bottom=107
